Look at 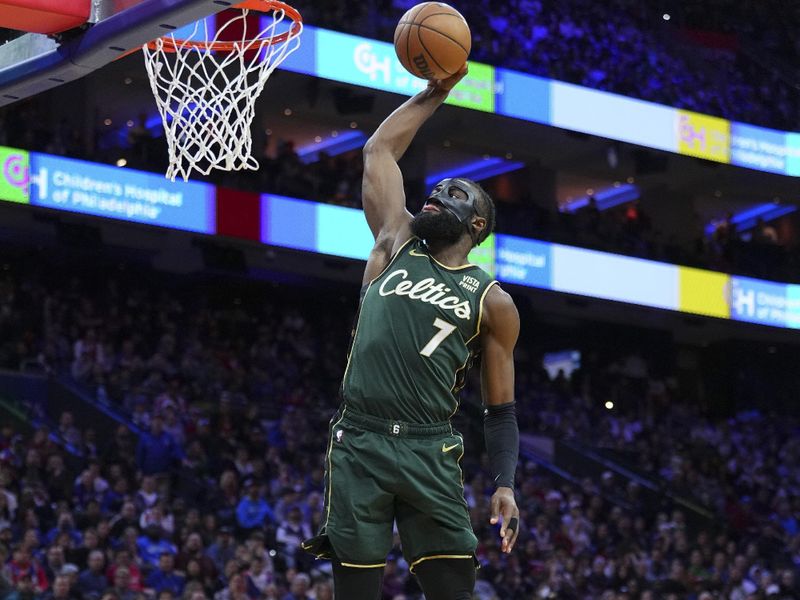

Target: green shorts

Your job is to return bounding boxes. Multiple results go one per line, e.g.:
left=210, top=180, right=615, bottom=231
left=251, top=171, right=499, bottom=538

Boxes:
left=302, top=405, right=477, bottom=570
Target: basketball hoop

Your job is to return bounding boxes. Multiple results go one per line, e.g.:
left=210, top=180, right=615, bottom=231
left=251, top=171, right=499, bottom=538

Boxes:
left=142, top=0, right=302, bottom=181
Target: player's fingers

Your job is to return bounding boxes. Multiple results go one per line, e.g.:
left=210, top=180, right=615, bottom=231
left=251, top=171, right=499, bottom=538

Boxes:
left=499, top=503, right=517, bottom=552
left=506, top=516, right=520, bottom=552
left=489, top=494, right=500, bottom=524
left=499, top=502, right=514, bottom=537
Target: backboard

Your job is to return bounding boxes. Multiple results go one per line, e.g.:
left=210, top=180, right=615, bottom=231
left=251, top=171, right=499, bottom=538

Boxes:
left=0, top=0, right=237, bottom=106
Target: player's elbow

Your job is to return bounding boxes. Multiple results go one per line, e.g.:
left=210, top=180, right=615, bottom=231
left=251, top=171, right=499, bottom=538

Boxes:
left=363, top=136, right=399, bottom=161
left=363, top=137, right=387, bottom=156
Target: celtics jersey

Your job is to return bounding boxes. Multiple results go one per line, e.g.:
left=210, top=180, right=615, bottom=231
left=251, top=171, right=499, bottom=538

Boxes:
left=341, top=237, right=497, bottom=423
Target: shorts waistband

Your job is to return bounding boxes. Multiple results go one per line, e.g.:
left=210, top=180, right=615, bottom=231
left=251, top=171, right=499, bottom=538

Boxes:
left=341, top=407, right=452, bottom=438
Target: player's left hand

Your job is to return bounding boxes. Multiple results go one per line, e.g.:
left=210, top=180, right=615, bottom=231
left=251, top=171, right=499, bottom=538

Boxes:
left=490, top=486, right=520, bottom=553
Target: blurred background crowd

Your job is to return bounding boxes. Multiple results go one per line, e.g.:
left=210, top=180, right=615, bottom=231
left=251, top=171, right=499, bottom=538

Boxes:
left=0, top=243, right=798, bottom=600
left=304, top=0, right=800, bottom=130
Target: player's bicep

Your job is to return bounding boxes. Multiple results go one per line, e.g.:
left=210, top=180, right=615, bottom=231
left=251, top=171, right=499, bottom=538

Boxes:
left=480, top=287, right=520, bottom=407
left=362, top=144, right=413, bottom=241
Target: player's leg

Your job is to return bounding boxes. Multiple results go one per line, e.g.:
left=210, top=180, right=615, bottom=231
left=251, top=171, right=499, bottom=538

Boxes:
left=413, top=557, right=476, bottom=600
left=395, top=430, right=478, bottom=598
left=302, top=412, right=395, bottom=599
left=331, top=561, right=384, bottom=600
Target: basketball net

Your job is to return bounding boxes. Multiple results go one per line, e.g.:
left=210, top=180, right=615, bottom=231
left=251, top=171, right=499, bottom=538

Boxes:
left=142, top=2, right=302, bottom=181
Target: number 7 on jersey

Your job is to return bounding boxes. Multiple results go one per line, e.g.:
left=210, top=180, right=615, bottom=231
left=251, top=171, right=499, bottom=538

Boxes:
left=420, top=317, right=457, bottom=357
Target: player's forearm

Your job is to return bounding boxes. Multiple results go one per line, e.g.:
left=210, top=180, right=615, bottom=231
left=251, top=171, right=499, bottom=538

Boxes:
left=364, top=86, right=449, bottom=162
left=484, top=401, right=519, bottom=489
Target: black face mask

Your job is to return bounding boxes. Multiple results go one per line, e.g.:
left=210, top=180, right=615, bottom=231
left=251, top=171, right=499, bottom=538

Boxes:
left=424, top=178, right=484, bottom=244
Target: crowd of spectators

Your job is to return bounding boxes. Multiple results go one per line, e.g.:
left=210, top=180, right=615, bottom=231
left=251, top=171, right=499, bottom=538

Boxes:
left=0, top=243, right=799, bottom=598
left=301, top=0, right=800, bottom=130
left=659, top=0, right=800, bottom=70
left=2, top=1, right=799, bottom=128
left=500, top=200, right=799, bottom=284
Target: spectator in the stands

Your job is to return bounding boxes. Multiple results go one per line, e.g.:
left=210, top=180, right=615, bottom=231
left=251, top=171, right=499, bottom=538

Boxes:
left=106, top=549, right=143, bottom=593
left=244, top=552, right=274, bottom=597
left=235, top=480, right=275, bottom=535
left=76, top=550, right=108, bottom=600
left=7, top=548, right=49, bottom=593
left=43, top=546, right=66, bottom=585
left=135, top=417, right=182, bottom=477
left=109, top=566, right=138, bottom=600
left=145, top=552, right=185, bottom=597
left=109, top=502, right=139, bottom=540
left=136, top=525, right=176, bottom=568
left=175, top=532, right=217, bottom=587
left=206, top=526, right=236, bottom=573
left=4, top=574, right=35, bottom=600
left=57, top=413, right=82, bottom=448
left=41, top=574, right=79, bottom=600
left=45, top=513, right=82, bottom=547
left=275, top=506, right=311, bottom=570
left=282, top=572, right=311, bottom=600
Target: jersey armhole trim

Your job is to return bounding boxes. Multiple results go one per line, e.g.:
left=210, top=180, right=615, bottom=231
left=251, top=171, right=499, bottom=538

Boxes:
left=465, top=280, right=499, bottom=346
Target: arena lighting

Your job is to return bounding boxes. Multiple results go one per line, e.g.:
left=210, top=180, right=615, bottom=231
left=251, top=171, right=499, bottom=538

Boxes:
left=424, top=157, right=525, bottom=186
left=561, top=183, right=640, bottom=213
left=604, top=401, right=614, bottom=410
left=296, top=130, right=368, bottom=164
left=704, top=202, right=798, bottom=235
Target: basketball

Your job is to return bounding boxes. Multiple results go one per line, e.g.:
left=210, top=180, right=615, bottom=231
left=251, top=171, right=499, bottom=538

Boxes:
left=394, top=2, right=471, bottom=81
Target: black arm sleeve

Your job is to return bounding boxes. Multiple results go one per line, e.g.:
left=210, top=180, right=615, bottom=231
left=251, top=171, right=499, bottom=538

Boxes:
left=483, top=401, right=519, bottom=489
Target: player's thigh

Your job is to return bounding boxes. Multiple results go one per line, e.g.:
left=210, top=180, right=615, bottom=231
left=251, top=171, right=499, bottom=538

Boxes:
left=325, top=424, right=396, bottom=565
left=394, top=433, right=477, bottom=568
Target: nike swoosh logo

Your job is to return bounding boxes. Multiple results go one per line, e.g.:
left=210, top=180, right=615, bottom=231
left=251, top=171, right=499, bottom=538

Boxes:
left=442, top=442, right=460, bottom=453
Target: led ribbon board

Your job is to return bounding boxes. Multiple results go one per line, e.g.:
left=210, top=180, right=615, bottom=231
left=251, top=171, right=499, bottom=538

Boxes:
left=3, top=148, right=800, bottom=329
left=278, top=25, right=800, bottom=177
left=28, top=153, right=216, bottom=233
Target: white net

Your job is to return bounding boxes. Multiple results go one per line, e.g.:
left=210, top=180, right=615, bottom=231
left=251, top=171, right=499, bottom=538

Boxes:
left=143, top=6, right=302, bottom=181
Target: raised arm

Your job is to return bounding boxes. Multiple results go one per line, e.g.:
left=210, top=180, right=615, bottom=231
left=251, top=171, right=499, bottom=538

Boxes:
left=479, top=285, right=521, bottom=553
left=361, top=67, right=467, bottom=283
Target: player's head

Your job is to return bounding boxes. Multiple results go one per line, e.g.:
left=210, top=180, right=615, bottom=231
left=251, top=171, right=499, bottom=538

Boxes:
left=411, top=177, right=495, bottom=247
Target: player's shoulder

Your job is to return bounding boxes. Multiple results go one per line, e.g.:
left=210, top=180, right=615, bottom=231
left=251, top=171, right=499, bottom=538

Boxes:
left=482, top=285, right=519, bottom=335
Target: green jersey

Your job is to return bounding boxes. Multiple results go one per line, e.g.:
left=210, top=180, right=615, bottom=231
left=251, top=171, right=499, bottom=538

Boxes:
left=341, top=237, right=497, bottom=423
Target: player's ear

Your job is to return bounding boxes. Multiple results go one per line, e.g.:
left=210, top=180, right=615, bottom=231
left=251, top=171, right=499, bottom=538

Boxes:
left=471, top=216, right=487, bottom=241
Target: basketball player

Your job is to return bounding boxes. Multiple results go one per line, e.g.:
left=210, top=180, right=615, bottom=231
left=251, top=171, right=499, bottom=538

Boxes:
left=302, top=66, right=520, bottom=600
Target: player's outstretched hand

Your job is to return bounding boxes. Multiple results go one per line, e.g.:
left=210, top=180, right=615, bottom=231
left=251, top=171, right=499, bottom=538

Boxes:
left=490, top=486, right=520, bottom=553
left=428, top=64, right=468, bottom=93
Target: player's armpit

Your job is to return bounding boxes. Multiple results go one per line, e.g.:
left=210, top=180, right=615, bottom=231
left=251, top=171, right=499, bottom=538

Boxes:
left=362, top=231, right=400, bottom=285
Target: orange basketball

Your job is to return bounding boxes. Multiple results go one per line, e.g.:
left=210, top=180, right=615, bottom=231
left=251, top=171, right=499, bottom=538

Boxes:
left=394, top=2, right=471, bottom=81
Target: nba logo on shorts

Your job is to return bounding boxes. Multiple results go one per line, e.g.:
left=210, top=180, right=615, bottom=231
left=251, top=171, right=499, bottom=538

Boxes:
left=335, top=429, right=344, bottom=443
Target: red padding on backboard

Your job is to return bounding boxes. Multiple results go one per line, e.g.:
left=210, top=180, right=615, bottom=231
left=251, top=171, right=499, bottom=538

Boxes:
left=0, top=0, right=91, bottom=34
